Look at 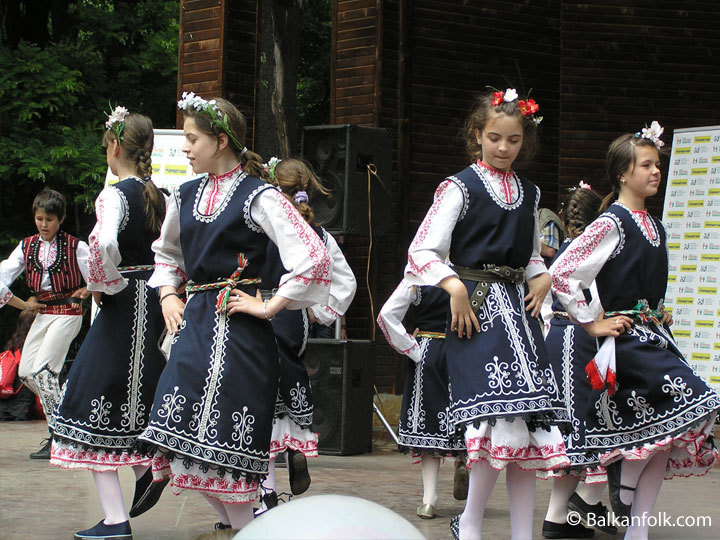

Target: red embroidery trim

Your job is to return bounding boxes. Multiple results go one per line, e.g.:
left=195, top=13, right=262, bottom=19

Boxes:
left=551, top=218, right=614, bottom=295
left=408, top=180, right=452, bottom=276
left=88, top=196, right=109, bottom=285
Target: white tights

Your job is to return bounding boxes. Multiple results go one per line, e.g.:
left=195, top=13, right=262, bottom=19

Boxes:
left=623, top=449, right=670, bottom=540
left=420, top=453, right=440, bottom=506
left=92, top=470, right=128, bottom=525
left=202, top=494, right=254, bottom=530
left=459, top=462, right=535, bottom=540
left=544, top=476, right=607, bottom=523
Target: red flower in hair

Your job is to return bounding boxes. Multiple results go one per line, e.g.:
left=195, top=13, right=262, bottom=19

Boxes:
left=492, top=91, right=504, bottom=106
left=518, top=99, right=539, bottom=116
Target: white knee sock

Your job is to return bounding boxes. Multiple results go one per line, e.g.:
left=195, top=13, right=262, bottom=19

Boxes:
left=460, top=460, right=500, bottom=540
left=224, top=502, right=254, bottom=531
left=506, top=464, right=535, bottom=540
left=545, top=475, right=579, bottom=523
left=575, top=480, right=606, bottom=506
left=202, top=493, right=230, bottom=525
left=624, top=450, right=669, bottom=540
left=260, top=457, right=277, bottom=511
left=420, top=453, right=440, bottom=506
left=131, top=464, right=149, bottom=481
left=92, top=470, right=128, bottom=525
left=619, top=458, right=647, bottom=506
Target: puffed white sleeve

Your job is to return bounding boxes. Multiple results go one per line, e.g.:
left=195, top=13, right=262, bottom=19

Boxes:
left=526, top=188, right=549, bottom=280
left=550, top=215, right=621, bottom=323
left=309, top=231, right=357, bottom=326
left=377, top=279, right=422, bottom=363
left=148, top=189, right=186, bottom=289
left=404, top=180, right=463, bottom=286
left=0, top=242, right=25, bottom=308
left=251, top=188, right=332, bottom=309
left=87, top=187, right=127, bottom=294
left=76, top=240, right=91, bottom=284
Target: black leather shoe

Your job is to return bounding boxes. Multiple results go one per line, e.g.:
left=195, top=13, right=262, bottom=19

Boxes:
left=606, top=461, right=634, bottom=519
left=75, top=519, right=132, bottom=540
left=453, top=461, right=469, bottom=500
left=567, top=492, right=619, bottom=535
left=214, top=522, right=232, bottom=530
left=450, top=514, right=460, bottom=540
left=253, top=490, right=279, bottom=517
left=128, top=469, right=169, bottom=518
left=29, top=438, right=51, bottom=460
left=542, top=520, right=594, bottom=539
left=287, top=449, right=311, bottom=495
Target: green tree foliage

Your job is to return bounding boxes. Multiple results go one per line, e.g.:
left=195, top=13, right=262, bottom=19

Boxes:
left=297, top=0, right=332, bottom=130
left=0, top=0, right=179, bottom=252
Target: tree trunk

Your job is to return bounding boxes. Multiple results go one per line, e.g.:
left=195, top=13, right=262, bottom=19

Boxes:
left=255, top=0, right=300, bottom=159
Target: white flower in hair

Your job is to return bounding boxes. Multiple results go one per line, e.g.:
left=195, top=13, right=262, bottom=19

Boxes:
left=503, top=88, right=518, bottom=102
left=105, top=106, right=129, bottom=130
left=641, top=121, right=665, bottom=148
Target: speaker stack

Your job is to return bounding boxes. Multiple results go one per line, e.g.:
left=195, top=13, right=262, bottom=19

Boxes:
left=303, top=338, right=376, bottom=455
left=301, top=124, right=392, bottom=237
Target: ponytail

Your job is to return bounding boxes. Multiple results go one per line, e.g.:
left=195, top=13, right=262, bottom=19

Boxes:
left=142, top=181, right=166, bottom=234
left=598, top=191, right=617, bottom=214
left=241, top=149, right=268, bottom=180
left=272, top=158, right=330, bottom=225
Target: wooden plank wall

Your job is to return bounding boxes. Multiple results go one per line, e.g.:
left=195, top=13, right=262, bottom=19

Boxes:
left=558, top=1, right=720, bottom=217
left=178, top=0, right=258, bottom=147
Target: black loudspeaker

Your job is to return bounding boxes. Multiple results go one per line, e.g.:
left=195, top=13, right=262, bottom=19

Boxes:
left=303, top=338, right=376, bottom=455
left=301, top=124, right=392, bottom=236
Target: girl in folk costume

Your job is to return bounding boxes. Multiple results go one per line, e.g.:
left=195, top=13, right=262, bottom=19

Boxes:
left=551, top=124, right=719, bottom=540
left=377, top=277, right=466, bottom=520
left=405, top=88, right=570, bottom=540
left=541, top=184, right=619, bottom=539
left=49, top=108, right=167, bottom=540
left=138, top=94, right=332, bottom=534
left=257, top=157, right=357, bottom=512
left=0, top=190, right=90, bottom=458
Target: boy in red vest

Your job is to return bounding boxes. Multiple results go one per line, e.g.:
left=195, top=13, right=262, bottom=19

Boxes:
left=0, top=189, right=90, bottom=458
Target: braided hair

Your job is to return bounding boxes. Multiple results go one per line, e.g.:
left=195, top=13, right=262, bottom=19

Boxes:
left=563, top=186, right=603, bottom=239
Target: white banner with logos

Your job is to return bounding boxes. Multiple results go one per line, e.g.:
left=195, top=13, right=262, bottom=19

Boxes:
left=662, top=125, right=720, bottom=393
left=105, top=129, right=197, bottom=191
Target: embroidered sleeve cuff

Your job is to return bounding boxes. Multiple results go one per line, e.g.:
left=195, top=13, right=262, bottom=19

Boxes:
left=87, top=276, right=128, bottom=295
left=276, top=278, right=331, bottom=310
left=147, top=263, right=186, bottom=289
left=569, top=298, right=602, bottom=324
left=525, top=258, right=548, bottom=281
left=407, top=343, right=423, bottom=363
left=311, top=304, right=340, bottom=326
left=404, top=259, right=457, bottom=287
left=0, top=289, right=12, bottom=308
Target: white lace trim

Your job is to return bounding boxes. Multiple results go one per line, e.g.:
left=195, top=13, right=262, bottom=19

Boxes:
left=107, top=185, right=130, bottom=232
left=471, top=163, right=524, bottom=210
left=192, top=171, right=247, bottom=223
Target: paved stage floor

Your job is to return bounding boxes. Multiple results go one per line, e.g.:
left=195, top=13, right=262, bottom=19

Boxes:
left=1, top=421, right=718, bottom=539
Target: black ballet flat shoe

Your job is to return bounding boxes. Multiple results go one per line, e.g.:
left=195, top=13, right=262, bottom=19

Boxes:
left=541, top=520, right=594, bottom=539
left=128, top=469, right=169, bottom=518
left=450, top=514, right=461, bottom=540
left=253, top=490, right=279, bottom=517
left=214, top=522, right=232, bottom=530
left=606, top=461, right=634, bottom=519
left=453, top=461, right=469, bottom=500
left=567, top=492, right=619, bottom=535
left=287, top=449, right=311, bottom=495
left=29, top=438, right=51, bottom=459
left=74, top=519, right=132, bottom=540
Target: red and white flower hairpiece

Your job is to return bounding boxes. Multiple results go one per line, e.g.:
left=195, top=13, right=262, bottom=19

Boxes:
left=490, top=87, right=542, bottom=125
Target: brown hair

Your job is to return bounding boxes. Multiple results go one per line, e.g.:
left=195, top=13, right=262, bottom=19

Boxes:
left=600, top=134, right=663, bottom=212
left=4, top=310, right=37, bottom=352
left=462, top=91, right=539, bottom=163
left=180, top=97, right=267, bottom=179
left=32, top=189, right=66, bottom=220
left=563, top=186, right=603, bottom=239
left=271, top=159, right=330, bottom=224
left=102, top=112, right=166, bottom=234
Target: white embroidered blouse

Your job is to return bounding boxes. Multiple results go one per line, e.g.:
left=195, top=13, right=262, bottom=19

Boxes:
left=377, top=279, right=423, bottom=363
left=309, top=231, right=357, bottom=325
left=148, top=173, right=333, bottom=310
left=404, top=174, right=547, bottom=287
